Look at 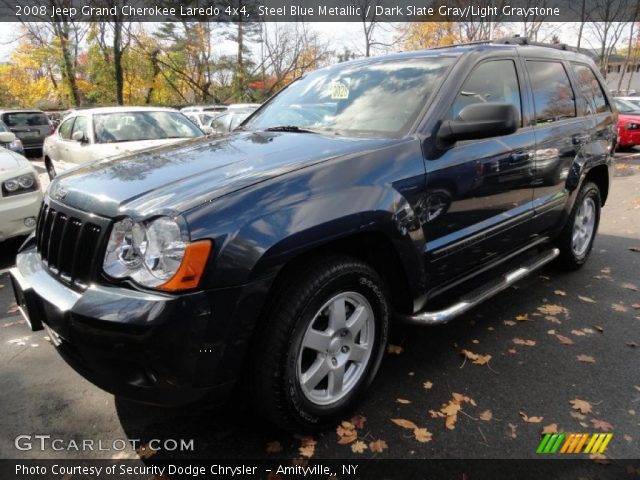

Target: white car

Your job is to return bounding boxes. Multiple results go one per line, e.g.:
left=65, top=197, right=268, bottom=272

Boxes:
left=43, top=106, right=207, bottom=179
left=615, top=97, right=640, bottom=110
left=0, top=131, right=42, bottom=241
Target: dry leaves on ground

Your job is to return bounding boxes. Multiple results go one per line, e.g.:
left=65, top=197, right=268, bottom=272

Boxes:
left=576, top=355, right=596, bottom=363
left=515, top=314, right=529, bottom=321
left=265, top=441, right=283, bottom=453
left=369, top=439, right=388, bottom=453
left=387, top=344, right=403, bottom=354
left=519, top=412, right=543, bottom=423
left=612, top=303, right=628, bottom=313
left=622, top=282, right=638, bottom=291
left=513, top=338, right=536, bottom=346
left=423, top=381, right=433, bottom=390
left=390, top=418, right=433, bottom=443
left=461, top=349, right=492, bottom=365
left=554, top=290, right=566, bottom=296
left=351, top=440, right=368, bottom=453
left=538, top=304, right=568, bottom=316
left=578, top=296, right=596, bottom=303
left=479, top=410, right=493, bottom=421
left=556, top=334, right=574, bottom=345
left=396, top=398, right=411, bottom=404
left=570, top=399, right=593, bottom=415
left=590, top=418, right=613, bottom=431
left=542, top=424, right=558, bottom=434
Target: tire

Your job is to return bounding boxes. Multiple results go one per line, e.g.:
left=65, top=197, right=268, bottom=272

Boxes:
left=555, top=182, right=601, bottom=270
left=250, top=255, right=389, bottom=431
left=45, top=158, right=56, bottom=180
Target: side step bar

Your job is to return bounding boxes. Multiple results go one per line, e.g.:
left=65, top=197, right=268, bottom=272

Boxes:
left=398, top=248, right=560, bottom=326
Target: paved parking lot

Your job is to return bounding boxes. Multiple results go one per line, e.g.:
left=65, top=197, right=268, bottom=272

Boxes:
left=1, top=152, right=639, bottom=461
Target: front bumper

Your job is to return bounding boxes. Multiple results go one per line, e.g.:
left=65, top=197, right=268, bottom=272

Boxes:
left=10, top=246, right=267, bottom=406
left=618, top=128, right=640, bottom=147
left=0, top=189, right=42, bottom=241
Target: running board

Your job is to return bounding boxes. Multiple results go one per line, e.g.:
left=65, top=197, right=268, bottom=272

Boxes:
left=398, top=248, right=560, bottom=326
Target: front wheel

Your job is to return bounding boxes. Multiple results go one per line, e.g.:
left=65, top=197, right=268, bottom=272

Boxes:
left=45, top=158, right=56, bottom=180
left=555, top=182, right=601, bottom=270
left=251, top=255, right=389, bottom=431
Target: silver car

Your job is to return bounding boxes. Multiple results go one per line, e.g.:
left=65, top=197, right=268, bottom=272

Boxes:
left=0, top=110, right=53, bottom=155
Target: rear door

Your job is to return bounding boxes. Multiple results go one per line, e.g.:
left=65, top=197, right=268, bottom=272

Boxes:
left=423, top=57, right=536, bottom=287
left=524, top=59, right=590, bottom=235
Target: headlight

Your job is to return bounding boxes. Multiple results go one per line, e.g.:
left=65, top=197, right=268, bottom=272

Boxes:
left=2, top=173, right=38, bottom=197
left=103, top=216, right=211, bottom=291
left=10, top=138, right=23, bottom=150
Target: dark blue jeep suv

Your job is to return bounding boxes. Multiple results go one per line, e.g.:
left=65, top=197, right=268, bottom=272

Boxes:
left=11, top=37, right=615, bottom=430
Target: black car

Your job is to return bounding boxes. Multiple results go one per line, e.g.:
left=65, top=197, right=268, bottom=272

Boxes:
left=0, top=109, right=53, bottom=155
left=11, top=37, right=615, bottom=430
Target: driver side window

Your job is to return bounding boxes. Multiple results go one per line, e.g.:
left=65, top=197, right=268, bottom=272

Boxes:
left=58, top=118, right=74, bottom=140
left=71, top=116, right=88, bottom=141
left=451, top=60, right=522, bottom=126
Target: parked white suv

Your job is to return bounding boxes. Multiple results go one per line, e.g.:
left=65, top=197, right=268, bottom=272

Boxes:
left=43, top=107, right=206, bottom=179
left=0, top=131, right=42, bottom=241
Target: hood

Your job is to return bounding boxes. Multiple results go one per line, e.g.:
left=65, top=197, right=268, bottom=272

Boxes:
left=90, top=138, right=190, bottom=161
left=49, top=131, right=399, bottom=218
left=0, top=148, right=29, bottom=174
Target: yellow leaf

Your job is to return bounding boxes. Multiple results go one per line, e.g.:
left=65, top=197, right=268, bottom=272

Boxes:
left=515, top=314, right=529, bottom=321
left=479, top=410, right=493, bottom=421
left=369, top=439, right=388, bottom=453
left=542, top=423, right=558, bottom=434
left=570, top=398, right=593, bottom=414
left=413, top=428, right=433, bottom=443
left=461, top=349, right=492, bottom=365
left=513, top=338, right=536, bottom=346
left=519, top=411, right=543, bottom=423
left=576, top=354, right=595, bottom=363
left=391, top=418, right=419, bottom=430
left=351, top=440, right=368, bottom=453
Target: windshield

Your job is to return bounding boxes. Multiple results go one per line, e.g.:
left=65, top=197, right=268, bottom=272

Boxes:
left=2, top=112, right=49, bottom=127
left=614, top=99, right=639, bottom=113
left=244, top=57, right=455, bottom=136
left=93, top=111, right=203, bottom=143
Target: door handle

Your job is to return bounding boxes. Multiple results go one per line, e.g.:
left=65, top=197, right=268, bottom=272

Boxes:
left=509, top=152, right=530, bottom=164
left=572, top=134, right=590, bottom=145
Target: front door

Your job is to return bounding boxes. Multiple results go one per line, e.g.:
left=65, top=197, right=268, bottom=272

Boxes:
left=423, top=58, right=536, bottom=289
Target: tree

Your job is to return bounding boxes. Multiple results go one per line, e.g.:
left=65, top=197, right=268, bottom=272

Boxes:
left=396, top=22, right=459, bottom=50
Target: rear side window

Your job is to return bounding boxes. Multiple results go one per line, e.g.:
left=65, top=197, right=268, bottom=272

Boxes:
left=451, top=60, right=522, bottom=125
left=526, top=61, right=576, bottom=124
left=571, top=64, right=610, bottom=114
left=58, top=118, right=74, bottom=140
left=2, top=112, right=50, bottom=127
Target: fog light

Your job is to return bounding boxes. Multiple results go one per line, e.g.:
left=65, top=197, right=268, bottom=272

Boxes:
left=24, top=217, right=36, bottom=228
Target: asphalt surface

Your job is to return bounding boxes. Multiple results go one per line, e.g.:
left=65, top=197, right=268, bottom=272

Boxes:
left=0, top=152, right=639, bottom=462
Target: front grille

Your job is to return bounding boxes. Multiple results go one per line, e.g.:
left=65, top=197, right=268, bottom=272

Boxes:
left=36, top=200, right=109, bottom=290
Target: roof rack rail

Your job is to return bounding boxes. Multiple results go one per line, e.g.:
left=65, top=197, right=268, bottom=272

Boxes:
left=428, top=35, right=579, bottom=53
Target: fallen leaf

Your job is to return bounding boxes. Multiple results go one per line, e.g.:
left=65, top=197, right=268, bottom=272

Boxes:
left=542, top=423, right=558, bottom=434
left=547, top=329, right=556, bottom=335
left=624, top=435, right=633, bottom=442
left=297, top=436, right=316, bottom=458
left=622, top=282, right=639, bottom=291
left=445, top=414, right=457, bottom=430
left=570, top=399, right=593, bottom=415
left=515, top=314, right=529, bottom=321
left=396, top=398, right=411, bottom=404
left=472, top=339, right=479, bottom=344
left=601, top=267, right=611, bottom=274
left=513, top=338, right=536, bottom=346
left=507, top=348, right=517, bottom=354
left=350, top=415, right=366, bottom=429
left=423, top=381, right=433, bottom=390
left=508, top=423, right=518, bottom=438
left=519, top=411, right=543, bottom=423
left=571, top=330, right=586, bottom=336
left=6, top=304, right=18, bottom=314
left=479, top=410, right=493, bottom=421
left=590, top=418, right=613, bottom=431
left=577, top=354, right=596, bottom=363
left=554, top=290, right=566, bottom=296
left=612, top=303, right=628, bottom=313
left=391, top=418, right=419, bottom=430
left=632, top=303, right=640, bottom=310
left=369, top=439, right=388, bottom=453
left=503, top=320, right=516, bottom=326
left=570, top=411, right=586, bottom=420
left=556, top=334, right=574, bottom=345
left=578, top=296, right=596, bottom=303
left=387, top=344, right=403, bottom=354
left=351, top=440, right=368, bottom=453
left=336, top=422, right=358, bottom=444
left=538, top=304, right=568, bottom=316
left=452, top=392, right=476, bottom=406
left=265, top=441, right=283, bottom=453
left=413, top=428, right=432, bottom=443
left=545, top=316, right=561, bottom=324
left=626, top=342, right=638, bottom=348
left=582, top=328, right=595, bottom=334
left=461, top=349, right=492, bottom=365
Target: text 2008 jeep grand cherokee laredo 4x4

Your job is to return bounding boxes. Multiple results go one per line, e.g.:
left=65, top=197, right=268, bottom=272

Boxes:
left=11, top=38, right=615, bottom=430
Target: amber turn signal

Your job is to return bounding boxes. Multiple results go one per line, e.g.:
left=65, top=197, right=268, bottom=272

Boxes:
left=158, top=240, right=212, bottom=292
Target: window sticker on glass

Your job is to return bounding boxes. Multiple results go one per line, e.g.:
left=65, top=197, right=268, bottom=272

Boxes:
left=329, top=81, right=349, bottom=100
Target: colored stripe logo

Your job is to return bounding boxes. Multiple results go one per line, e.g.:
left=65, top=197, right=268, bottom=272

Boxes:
left=536, top=433, right=612, bottom=454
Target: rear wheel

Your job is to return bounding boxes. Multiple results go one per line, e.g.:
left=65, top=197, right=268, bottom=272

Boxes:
left=556, top=182, right=601, bottom=270
left=251, top=255, right=389, bottom=431
left=45, top=158, right=56, bottom=180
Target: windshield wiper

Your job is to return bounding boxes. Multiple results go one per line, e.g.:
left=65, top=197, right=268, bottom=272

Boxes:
left=264, top=125, right=318, bottom=133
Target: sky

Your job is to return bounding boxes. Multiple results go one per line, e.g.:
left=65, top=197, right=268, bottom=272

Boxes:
left=0, top=21, right=626, bottom=62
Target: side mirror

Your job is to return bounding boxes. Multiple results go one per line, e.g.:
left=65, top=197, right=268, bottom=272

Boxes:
left=437, top=102, right=519, bottom=145
left=0, top=131, right=16, bottom=143
left=201, top=126, right=214, bottom=135
left=71, top=131, right=88, bottom=143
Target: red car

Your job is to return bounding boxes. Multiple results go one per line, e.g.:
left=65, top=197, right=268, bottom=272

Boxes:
left=614, top=98, right=640, bottom=149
